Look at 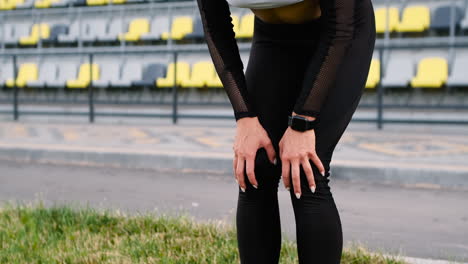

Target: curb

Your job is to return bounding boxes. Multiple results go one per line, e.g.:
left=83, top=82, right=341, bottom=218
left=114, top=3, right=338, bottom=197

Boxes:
left=1, top=145, right=467, bottom=191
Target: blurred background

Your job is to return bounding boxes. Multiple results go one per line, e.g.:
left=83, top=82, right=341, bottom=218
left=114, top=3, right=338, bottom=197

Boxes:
left=0, top=0, right=467, bottom=263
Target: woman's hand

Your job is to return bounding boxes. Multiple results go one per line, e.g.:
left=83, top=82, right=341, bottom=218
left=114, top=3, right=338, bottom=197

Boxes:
left=233, top=116, right=277, bottom=192
left=279, top=113, right=325, bottom=199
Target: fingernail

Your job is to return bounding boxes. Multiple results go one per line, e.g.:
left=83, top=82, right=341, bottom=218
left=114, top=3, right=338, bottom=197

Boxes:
left=253, top=184, right=258, bottom=189
left=235, top=178, right=238, bottom=184
left=295, top=192, right=301, bottom=199
left=321, top=171, right=325, bottom=176
left=286, top=186, right=290, bottom=191
left=310, top=186, right=316, bottom=193
left=273, top=158, right=277, bottom=165
left=240, top=187, right=245, bottom=192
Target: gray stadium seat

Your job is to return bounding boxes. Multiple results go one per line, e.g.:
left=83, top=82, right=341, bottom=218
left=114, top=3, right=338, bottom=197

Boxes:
left=447, top=51, right=468, bottom=87
left=132, top=63, right=166, bottom=87
left=92, top=62, right=120, bottom=88
left=43, top=24, right=68, bottom=44
left=461, top=7, right=468, bottom=31
left=82, top=18, right=107, bottom=43
left=430, top=5, right=463, bottom=31
left=27, top=62, right=57, bottom=88
left=184, top=17, right=204, bottom=40
left=2, top=23, right=30, bottom=46
left=98, top=18, right=122, bottom=43
left=15, top=0, right=35, bottom=9
left=381, top=52, right=414, bottom=88
left=0, top=58, right=14, bottom=86
left=140, top=16, right=169, bottom=41
left=58, top=20, right=80, bottom=44
left=111, top=61, right=142, bottom=88
left=46, top=62, right=77, bottom=88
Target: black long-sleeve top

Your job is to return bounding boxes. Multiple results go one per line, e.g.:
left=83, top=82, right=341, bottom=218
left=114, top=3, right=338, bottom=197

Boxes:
left=195, top=0, right=357, bottom=122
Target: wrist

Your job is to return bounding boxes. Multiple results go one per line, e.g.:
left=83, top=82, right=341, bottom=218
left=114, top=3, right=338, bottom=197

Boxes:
left=292, top=112, right=316, bottom=121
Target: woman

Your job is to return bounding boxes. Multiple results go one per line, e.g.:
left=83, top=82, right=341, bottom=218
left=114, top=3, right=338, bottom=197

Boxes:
left=195, top=0, right=376, bottom=263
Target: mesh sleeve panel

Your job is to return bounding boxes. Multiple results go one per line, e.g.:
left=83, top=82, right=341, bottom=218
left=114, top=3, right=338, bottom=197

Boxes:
left=195, top=0, right=257, bottom=121
left=293, top=0, right=357, bottom=120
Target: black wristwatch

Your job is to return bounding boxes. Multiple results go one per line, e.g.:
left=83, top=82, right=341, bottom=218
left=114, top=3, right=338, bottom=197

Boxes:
left=288, top=115, right=317, bottom=132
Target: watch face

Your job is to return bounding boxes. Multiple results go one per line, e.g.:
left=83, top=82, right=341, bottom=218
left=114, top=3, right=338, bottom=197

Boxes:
left=291, top=116, right=307, bottom=131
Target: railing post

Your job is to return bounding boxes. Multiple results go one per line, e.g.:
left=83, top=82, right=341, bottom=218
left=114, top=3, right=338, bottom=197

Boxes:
left=172, top=51, right=178, bottom=124
left=12, top=55, right=19, bottom=121
left=88, top=53, right=95, bottom=123
left=377, top=46, right=384, bottom=130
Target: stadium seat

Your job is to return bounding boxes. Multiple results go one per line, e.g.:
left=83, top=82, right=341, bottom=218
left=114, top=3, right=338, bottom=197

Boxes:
left=35, top=0, right=62, bottom=8
left=381, top=52, right=414, bottom=88
left=231, top=14, right=241, bottom=37
left=98, top=18, right=123, bottom=42
left=181, top=61, right=215, bottom=88
left=0, top=59, right=14, bottom=87
left=365, top=59, right=380, bottom=89
left=46, top=62, right=77, bottom=88
left=110, top=0, right=125, bottom=4
left=92, top=62, right=120, bottom=89
left=86, top=0, right=108, bottom=6
left=118, top=18, right=150, bottom=42
left=375, top=7, right=399, bottom=33
left=156, top=62, right=190, bottom=87
left=66, top=63, right=100, bottom=89
left=140, top=17, right=170, bottom=41
left=447, top=52, right=468, bottom=87
left=82, top=18, right=107, bottom=43
left=111, top=61, right=142, bottom=88
left=15, top=0, right=34, bottom=9
left=27, top=62, right=57, bottom=89
left=161, top=16, right=193, bottom=40
left=395, top=5, right=431, bottom=33
left=6, top=63, right=38, bottom=88
left=43, top=24, right=68, bottom=44
left=57, top=21, right=80, bottom=44
left=3, top=22, right=30, bottom=46
left=236, top=13, right=254, bottom=38
left=0, top=0, right=22, bottom=10
left=184, top=17, right=204, bottom=40
left=132, top=63, right=166, bottom=87
left=410, top=57, right=448, bottom=88
left=19, top=23, right=50, bottom=46
left=430, top=5, right=463, bottom=31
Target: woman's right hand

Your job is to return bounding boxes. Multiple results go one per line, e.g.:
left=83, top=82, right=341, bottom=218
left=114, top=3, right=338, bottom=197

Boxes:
left=233, top=116, right=277, bottom=192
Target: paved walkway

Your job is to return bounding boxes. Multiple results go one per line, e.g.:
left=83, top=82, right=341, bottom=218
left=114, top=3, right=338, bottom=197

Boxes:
left=0, top=118, right=467, bottom=189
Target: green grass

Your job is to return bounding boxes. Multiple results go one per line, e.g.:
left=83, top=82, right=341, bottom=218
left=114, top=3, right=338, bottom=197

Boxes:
left=0, top=200, right=408, bottom=264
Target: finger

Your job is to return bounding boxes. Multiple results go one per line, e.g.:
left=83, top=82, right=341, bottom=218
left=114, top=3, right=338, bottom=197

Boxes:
left=233, top=154, right=238, bottom=184
left=245, top=154, right=258, bottom=189
left=310, top=152, right=326, bottom=176
left=281, top=158, right=291, bottom=191
left=264, top=140, right=277, bottom=165
left=302, top=157, right=316, bottom=193
left=291, top=159, right=301, bottom=199
left=236, top=156, right=246, bottom=192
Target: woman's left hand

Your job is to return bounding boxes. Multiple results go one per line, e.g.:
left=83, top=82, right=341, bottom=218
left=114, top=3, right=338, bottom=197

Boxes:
left=279, top=114, right=325, bottom=199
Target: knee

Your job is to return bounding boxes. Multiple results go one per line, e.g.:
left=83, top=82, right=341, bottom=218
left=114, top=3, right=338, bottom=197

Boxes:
left=244, top=148, right=281, bottom=190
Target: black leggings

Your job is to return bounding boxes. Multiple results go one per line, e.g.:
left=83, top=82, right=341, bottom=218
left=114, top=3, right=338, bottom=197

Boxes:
left=235, top=4, right=376, bottom=264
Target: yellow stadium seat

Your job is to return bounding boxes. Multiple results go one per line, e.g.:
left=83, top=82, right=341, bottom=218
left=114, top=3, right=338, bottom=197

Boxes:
left=35, top=0, right=61, bottom=8
left=375, top=7, right=399, bottom=33
left=6, top=63, right=38, bottom=88
left=161, top=16, right=193, bottom=40
left=118, top=18, right=150, bottom=42
left=110, top=0, right=125, bottom=4
left=19, top=23, right=50, bottom=45
left=86, top=0, right=108, bottom=6
left=181, top=61, right=216, bottom=88
left=66, top=63, right=100, bottom=89
left=236, top=14, right=254, bottom=39
left=206, top=71, right=223, bottom=88
left=156, top=62, right=191, bottom=88
left=395, top=5, right=430, bottom=33
left=231, top=15, right=240, bottom=37
left=410, top=57, right=448, bottom=88
left=365, top=59, right=380, bottom=89
left=0, top=0, right=23, bottom=10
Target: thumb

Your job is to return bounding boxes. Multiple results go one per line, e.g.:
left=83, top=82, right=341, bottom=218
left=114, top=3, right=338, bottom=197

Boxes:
left=264, top=140, right=277, bottom=165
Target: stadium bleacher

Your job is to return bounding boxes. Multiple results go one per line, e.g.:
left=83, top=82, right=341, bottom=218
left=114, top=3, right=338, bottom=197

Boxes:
left=1, top=0, right=468, bottom=93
